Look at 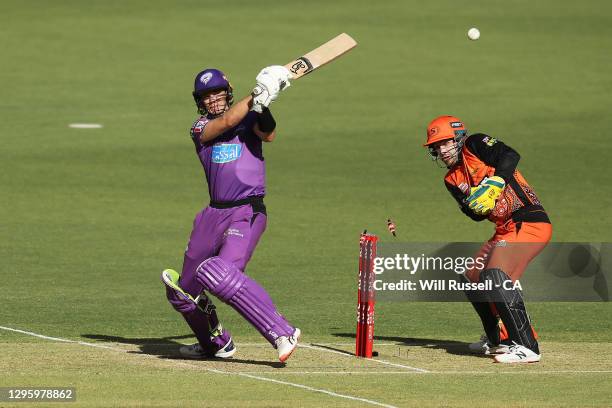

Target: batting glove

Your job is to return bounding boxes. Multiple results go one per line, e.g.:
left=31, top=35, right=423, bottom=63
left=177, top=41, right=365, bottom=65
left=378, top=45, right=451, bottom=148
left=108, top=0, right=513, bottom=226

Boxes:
left=251, top=72, right=280, bottom=113
left=259, top=65, right=293, bottom=90
left=465, top=176, right=505, bottom=215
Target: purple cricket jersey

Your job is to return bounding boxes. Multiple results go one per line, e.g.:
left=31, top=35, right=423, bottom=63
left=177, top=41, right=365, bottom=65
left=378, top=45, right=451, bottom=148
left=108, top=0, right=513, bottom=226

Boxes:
left=190, top=112, right=265, bottom=202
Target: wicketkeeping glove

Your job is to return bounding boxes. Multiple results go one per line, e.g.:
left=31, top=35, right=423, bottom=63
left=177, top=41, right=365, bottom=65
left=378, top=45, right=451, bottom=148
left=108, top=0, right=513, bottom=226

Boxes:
left=465, top=176, right=506, bottom=215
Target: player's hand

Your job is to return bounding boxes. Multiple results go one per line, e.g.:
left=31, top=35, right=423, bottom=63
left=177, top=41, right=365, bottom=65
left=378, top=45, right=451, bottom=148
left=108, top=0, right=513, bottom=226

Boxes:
left=465, top=176, right=505, bottom=215
left=251, top=73, right=280, bottom=113
left=260, top=65, right=292, bottom=90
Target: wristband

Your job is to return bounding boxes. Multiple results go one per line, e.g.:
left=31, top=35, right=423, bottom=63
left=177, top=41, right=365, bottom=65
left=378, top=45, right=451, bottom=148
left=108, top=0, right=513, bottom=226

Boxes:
left=257, top=108, right=276, bottom=132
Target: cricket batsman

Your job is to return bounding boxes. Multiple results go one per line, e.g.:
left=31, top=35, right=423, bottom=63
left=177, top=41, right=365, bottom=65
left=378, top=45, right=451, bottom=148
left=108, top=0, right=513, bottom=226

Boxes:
left=161, top=65, right=300, bottom=362
left=423, top=115, right=552, bottom=363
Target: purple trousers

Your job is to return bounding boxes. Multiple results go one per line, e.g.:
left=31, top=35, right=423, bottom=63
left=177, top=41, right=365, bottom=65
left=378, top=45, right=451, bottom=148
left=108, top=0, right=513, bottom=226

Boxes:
left=167, top=202, right=294, bottom=346
left=180, top=204, right=266, bottom=292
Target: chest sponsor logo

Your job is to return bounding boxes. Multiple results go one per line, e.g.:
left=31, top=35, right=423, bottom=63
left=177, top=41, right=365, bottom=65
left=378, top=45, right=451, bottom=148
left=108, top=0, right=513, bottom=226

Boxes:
left=212, top=143, right=242, bottom=164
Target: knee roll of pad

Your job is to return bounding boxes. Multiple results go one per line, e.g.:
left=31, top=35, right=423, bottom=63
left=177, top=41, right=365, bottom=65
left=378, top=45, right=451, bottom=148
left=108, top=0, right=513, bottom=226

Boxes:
left=196, top=256, right=247, bottom=302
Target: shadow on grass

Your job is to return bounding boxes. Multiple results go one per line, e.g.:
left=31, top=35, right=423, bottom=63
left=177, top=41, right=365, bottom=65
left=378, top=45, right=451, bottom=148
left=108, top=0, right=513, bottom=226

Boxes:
left=82, top=333, right=285, bottom=368
left=332, top=332, right=490, bottom=358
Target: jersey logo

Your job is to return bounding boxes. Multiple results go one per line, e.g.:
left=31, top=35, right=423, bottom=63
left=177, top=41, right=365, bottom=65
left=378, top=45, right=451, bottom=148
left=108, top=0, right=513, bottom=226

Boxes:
left=458, top=182, right=470, bottom=194
left=192, top=120, right=206, bottom=134
left=212, top=143, right=242, bottom=164
left=482, top=136, right=498, bottom=146
left=190, top=120, right=208, bottom=144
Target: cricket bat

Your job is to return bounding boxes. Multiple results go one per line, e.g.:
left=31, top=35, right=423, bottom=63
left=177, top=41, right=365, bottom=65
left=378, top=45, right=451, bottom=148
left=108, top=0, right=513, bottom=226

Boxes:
left=284, top=33, right=357, bottom=79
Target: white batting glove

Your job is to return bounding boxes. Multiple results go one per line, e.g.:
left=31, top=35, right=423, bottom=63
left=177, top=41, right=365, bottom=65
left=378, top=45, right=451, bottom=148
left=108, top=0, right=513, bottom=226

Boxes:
left=259, top=65, right=292, bottom=90
left=251, top=88, right=272, bottom=113
left=251, top=73, right=280, bottom=113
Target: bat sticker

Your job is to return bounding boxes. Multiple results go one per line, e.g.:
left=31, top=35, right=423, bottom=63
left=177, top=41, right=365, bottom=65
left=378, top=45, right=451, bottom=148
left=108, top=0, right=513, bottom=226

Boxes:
left=289, top=57, right=313, bottom=76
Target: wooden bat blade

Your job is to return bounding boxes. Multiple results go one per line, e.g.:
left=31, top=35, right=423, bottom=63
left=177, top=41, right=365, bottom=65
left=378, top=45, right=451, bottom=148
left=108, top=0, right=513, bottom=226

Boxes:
left=284, top=33, right=357, bottom=79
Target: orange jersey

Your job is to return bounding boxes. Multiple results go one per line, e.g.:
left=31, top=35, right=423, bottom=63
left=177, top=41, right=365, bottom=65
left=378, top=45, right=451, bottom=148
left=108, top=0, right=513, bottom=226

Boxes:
left=444, top=133, right=549, bottom=225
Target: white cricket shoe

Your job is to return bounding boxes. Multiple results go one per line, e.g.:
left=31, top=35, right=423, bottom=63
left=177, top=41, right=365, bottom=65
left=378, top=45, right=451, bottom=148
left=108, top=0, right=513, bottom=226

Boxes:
left=494, top=343, right=541, bottom=363
left=275, top=328, right=301, bottom=363
left=179, top=335, right=237, bottom=359
left=179, top=343, right=207, bottom=359
left=468, top=334, right=510, bottom=355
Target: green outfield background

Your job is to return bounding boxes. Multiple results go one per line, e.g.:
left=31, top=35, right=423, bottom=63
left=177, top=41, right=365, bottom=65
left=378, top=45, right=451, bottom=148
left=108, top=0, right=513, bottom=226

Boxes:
left=1, top=1, right=611, bottom=407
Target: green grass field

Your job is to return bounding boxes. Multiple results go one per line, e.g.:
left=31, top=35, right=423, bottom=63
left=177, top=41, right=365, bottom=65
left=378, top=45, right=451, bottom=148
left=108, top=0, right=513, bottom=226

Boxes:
left=2, top=1, right=611, bottom=406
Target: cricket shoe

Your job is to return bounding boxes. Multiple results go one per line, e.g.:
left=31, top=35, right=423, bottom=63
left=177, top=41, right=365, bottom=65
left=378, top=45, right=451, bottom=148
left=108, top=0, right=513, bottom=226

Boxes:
left=468, top=334, right=510, bottom=355
left=275, top=328, right=301, bottom=363
left=178, top=340, right=236, bottom=359
left=179, top=325, right=236, bottom=359
left=494, top=343, right=541, bottom=364
left=209, top=324, right=237, bottom=358
left=179, top=343, right=210, bottom=359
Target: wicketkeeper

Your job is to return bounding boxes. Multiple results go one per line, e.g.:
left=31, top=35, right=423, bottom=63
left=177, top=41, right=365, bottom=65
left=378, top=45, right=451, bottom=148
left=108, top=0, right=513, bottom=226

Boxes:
left=423, top=115, right=552, bottom=363
left=161, top=66, right=300, bottom=362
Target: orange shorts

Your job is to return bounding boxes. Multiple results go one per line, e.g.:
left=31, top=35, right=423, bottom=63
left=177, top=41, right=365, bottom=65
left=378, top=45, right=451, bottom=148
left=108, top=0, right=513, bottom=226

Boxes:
left=466, top=220, right=552, bottom=282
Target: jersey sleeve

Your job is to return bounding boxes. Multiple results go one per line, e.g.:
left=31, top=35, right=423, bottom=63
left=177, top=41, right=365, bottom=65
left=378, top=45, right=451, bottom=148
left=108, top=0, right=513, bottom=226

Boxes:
left=190, top=116, right=210, bottom=152
left=463, top=133, right=520, bottom=182
left=445, top=181, right=488, bottom=222
left=246, top=111, right=261, bottom=137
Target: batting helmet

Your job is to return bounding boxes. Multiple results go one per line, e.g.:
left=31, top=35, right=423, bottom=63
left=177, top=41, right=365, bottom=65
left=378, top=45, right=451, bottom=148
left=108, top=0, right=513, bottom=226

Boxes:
left=192, top=68, right=234, bottom=115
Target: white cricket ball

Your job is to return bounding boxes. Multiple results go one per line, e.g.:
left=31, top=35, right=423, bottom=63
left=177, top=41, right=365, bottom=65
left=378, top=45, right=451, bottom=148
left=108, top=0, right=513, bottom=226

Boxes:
left=467, top=27, right=480, bottom=41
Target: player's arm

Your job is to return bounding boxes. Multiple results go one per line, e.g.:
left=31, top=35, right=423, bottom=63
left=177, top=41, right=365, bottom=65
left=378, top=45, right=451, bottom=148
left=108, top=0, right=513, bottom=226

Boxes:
left=464, top=133, right=520, bottom=182
left=200, top=95, right=255, bottom=143
left=200, top=66, right=291, bottom=143
left=253, top=108, right=276, bottom=142
left=445, top=181, right=488, bottom=222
